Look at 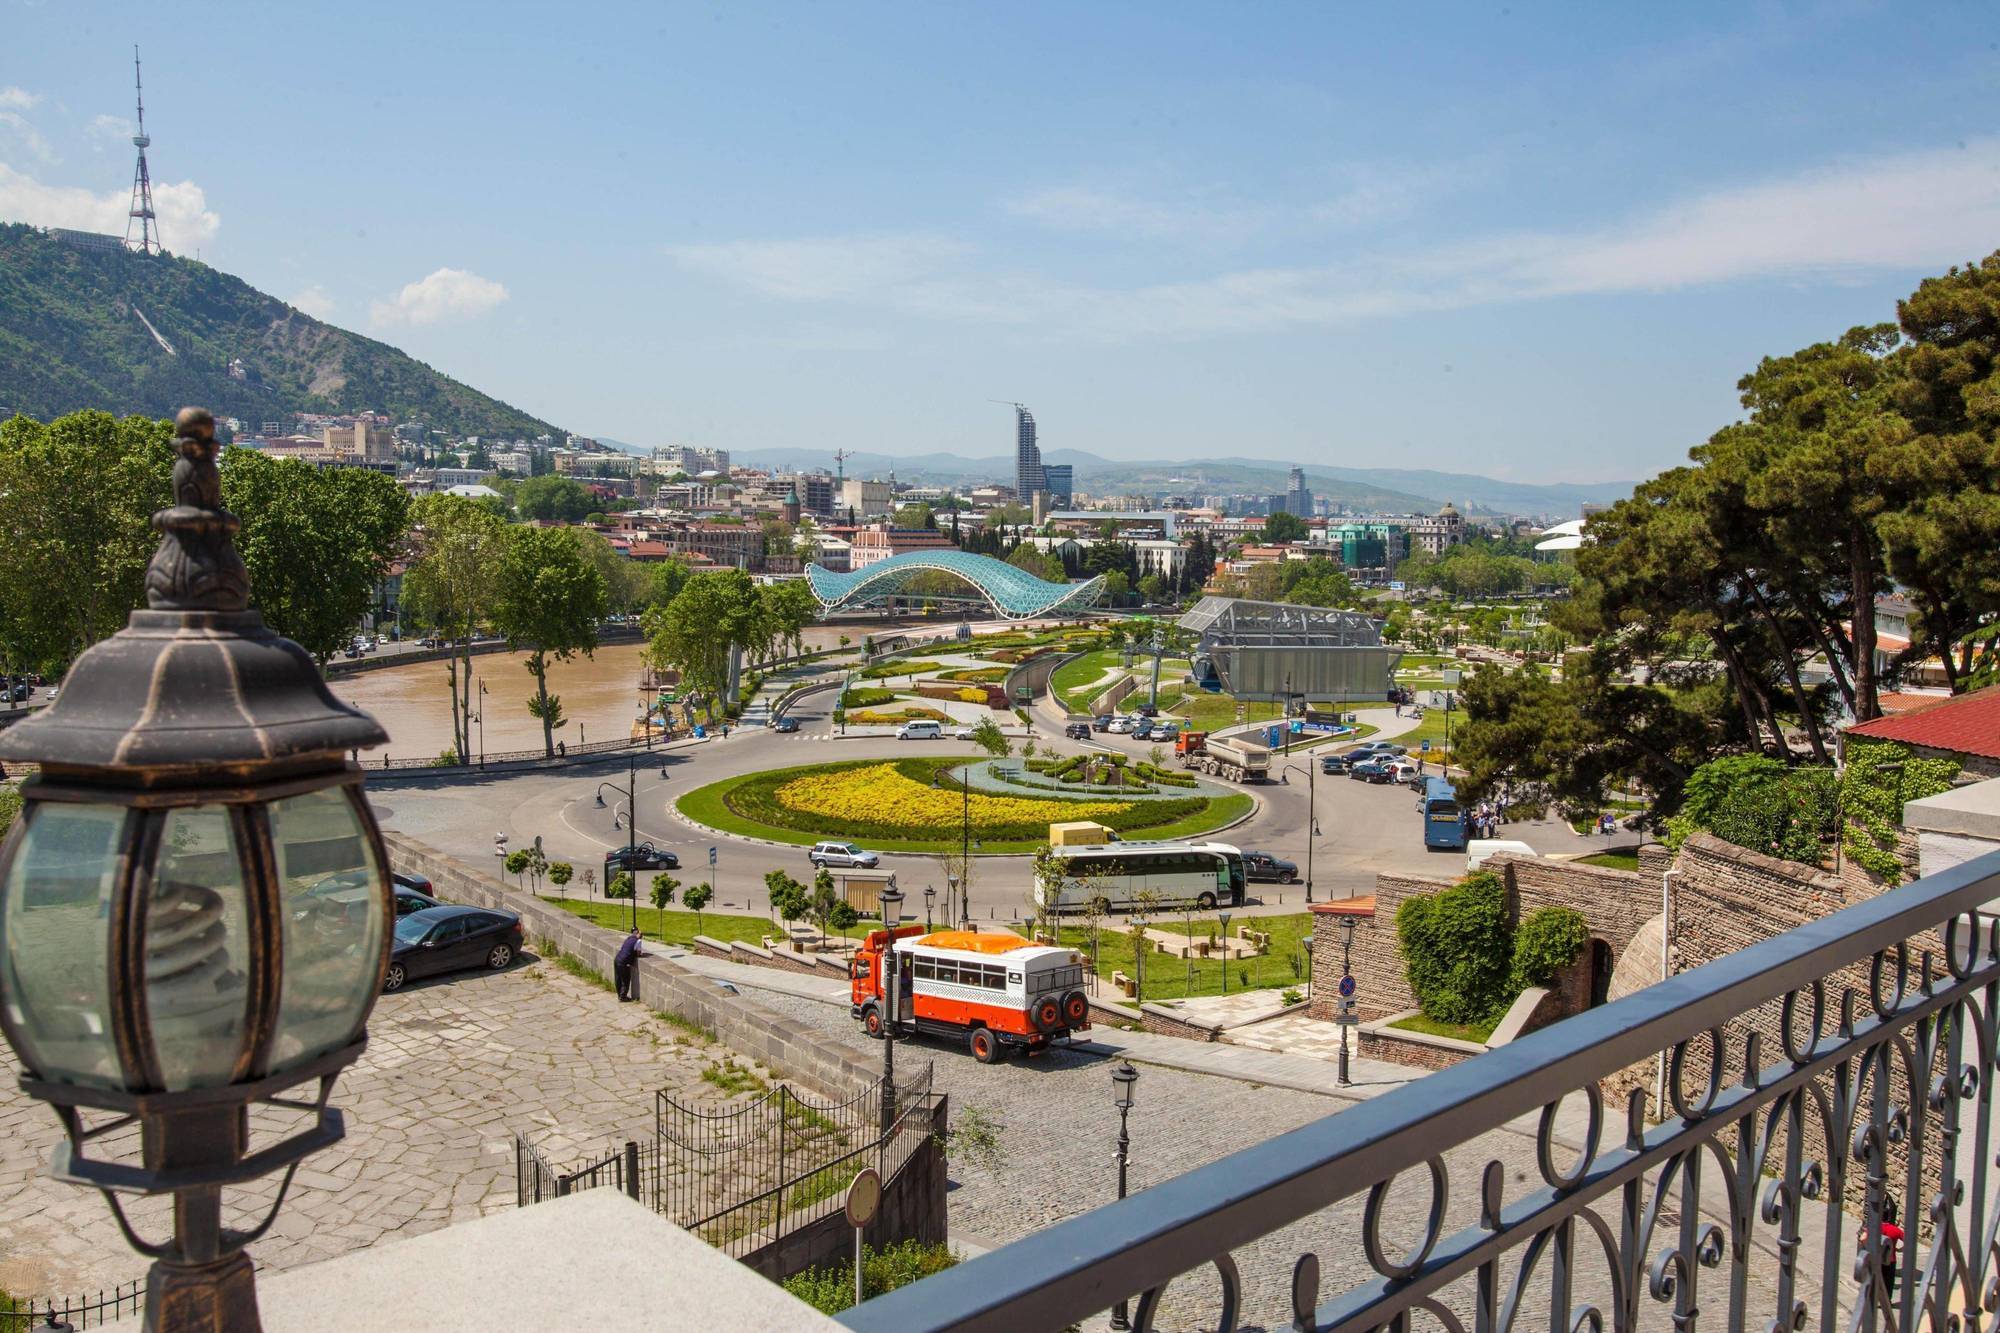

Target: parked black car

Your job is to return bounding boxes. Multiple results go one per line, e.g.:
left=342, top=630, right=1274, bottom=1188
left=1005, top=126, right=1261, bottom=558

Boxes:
left=1349, top=758, right=1390, bottom=782
left=385, top=906, right=524, bottom=992
left=393, top=870, right=434, bottom=895
left=1320, top=752, right=1353, bottom=774
left=1134, top=703, right=1159, bottom=718
left=1091, top=716, right=1112, bottom=732
left=772, top=715, right=800, bottom=733
left=1241, top=851, right=1298, bottom=883
left=394, top=885, right=442, bottom=916
left=1065, top=721, right=1092, bottom=740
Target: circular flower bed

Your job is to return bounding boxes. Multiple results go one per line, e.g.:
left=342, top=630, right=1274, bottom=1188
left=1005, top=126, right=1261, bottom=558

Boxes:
left=681, top=757, right=1234, bottom=848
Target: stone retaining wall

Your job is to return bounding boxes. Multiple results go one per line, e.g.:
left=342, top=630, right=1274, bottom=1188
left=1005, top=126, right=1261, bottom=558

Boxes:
left=1356, top=1014, right=1485, bottom=1071
left=1135, top=1003, right=1223, bottom=1042
left=383, top=833, right=876, bottom=1100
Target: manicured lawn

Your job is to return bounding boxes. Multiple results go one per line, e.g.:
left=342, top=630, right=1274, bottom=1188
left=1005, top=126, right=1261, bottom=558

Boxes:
left=1051, top=649, right=1123, bottom=712
left=1060, top=911, right=1314, bottom=1004
left=1577, top=850, right=1640, bottom=872
left=1389, top=1011, right=1500, bottom=1043
left=545, top=896, right=880, bottom=947
left=1167, top=695, right=1288, bottom=731
left=677, top=758, right=1254, bottom=854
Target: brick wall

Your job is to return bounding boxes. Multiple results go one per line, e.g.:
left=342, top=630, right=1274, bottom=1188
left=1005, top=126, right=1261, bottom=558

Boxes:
left=1498, top=854, right=1652, bottom=957
left=1136, top=1003, right=1223, bottom=1042
left=1311, top=883, right=1439, bottom=1023
left=383, top=833, right=878, bottom=1100
left=1357, top=1026, right=1482, bottom=1071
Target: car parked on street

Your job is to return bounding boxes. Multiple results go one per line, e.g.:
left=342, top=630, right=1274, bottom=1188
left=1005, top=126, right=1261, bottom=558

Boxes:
left=1131, top=718, right=1155, bottom=740
left=1321, top=752, right=1353, bottom=774
left=1242, top=851, right=1298, bottom=883
left=384, top=905, right=524, bottom=992
left=809, top=840, right=880, bottom=869
left=1106, top=716, right=1135, bottom=734
left=1091, top=716, right=1112, bottom=732
left=1349, top=758, right=1392, bottom=782
left=1134, top=703, right=1159, bottom=718
left=897, top=720, right=943, bottom=740
left=954, top=725, right=979, bottom=741
left=1153, top=722, right=1181, bottom=742
left=1065, top=721, right=1092, bottom=741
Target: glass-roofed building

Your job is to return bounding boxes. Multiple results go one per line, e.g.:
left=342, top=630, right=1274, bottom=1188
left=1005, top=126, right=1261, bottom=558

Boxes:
left=804, top=549, right=1105, bottom=620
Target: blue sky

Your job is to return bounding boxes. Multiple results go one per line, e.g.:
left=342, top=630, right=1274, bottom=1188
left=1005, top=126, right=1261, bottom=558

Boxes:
left=3, top=1, right=1996, bottom=482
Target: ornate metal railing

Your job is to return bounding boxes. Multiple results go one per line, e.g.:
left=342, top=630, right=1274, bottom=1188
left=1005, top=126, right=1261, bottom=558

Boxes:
left=844, top=849, right=2000, bottom=1331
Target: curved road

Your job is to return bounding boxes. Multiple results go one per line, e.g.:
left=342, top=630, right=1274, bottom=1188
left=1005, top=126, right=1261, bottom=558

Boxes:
left=372, top=682, right=1587, bottom=923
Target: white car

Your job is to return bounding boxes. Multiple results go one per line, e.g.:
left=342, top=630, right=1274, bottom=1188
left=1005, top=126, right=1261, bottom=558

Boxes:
left=809, top=840, right=880, bottom=869
left=953, top=725, right=978, bottom=741
left=1106, top=716, right=1135, bottom=734
left=896, top=720, right=943, bottom=740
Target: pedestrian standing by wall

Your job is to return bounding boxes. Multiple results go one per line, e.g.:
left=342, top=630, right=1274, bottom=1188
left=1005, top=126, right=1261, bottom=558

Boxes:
left=615, top=927, right=644, bottom=1001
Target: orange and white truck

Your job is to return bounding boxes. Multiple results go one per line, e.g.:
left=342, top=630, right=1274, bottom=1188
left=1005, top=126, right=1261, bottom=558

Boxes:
left=849, top=927, right=1092, bottom=1063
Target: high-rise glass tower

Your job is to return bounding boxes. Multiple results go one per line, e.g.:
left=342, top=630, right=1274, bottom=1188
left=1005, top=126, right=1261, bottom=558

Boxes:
left=1015, top=406, right=1043, bottom=501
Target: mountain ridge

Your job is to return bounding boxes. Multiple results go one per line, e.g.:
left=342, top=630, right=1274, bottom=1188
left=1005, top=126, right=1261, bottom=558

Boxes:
left=0, top=224, right=564, bottom=438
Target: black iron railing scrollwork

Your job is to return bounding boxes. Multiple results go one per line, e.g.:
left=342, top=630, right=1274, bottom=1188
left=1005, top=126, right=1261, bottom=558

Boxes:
left=843, top=849, right=2000, bottom=1332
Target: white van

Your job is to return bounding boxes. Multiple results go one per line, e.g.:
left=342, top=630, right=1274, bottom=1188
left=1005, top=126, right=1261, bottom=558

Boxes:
left=896, top=720, right=943, bottom=740
left=1466, top=839, right=1538, bottom=871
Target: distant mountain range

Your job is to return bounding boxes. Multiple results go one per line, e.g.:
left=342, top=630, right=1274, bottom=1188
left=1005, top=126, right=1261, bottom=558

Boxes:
left=0, top=224, right=563, bottom=438
left=676, top=445, right=1637, bottom=518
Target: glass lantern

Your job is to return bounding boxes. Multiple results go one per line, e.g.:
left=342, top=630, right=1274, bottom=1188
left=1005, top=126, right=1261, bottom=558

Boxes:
left=0, top=407, right=392, bottom=1333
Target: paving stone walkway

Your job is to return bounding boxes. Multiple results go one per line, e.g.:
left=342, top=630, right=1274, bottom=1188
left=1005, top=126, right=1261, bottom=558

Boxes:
left=0, top=959, right=771, bottom=1302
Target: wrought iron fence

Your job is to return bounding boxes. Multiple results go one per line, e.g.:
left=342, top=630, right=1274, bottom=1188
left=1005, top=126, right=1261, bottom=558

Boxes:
left=514, top=1134, right=656, bottom=1207
left=656, top=1066, right=935, bottom=1258
left=0, top=1279, right=146, bottom=1330
left=844, top=850, right=2000, bottom=1331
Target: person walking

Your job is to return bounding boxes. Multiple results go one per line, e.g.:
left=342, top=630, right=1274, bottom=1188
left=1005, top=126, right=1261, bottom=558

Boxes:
left=615, top=927, right=644, bottom=1002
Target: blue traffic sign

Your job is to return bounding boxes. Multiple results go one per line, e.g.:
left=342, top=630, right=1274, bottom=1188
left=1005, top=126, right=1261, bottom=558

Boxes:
left=1420, top=740, right=1431, bottom=752
left=1338, top=974, right=1356, bottom=998
left=708, top=846, right=718, bottom=867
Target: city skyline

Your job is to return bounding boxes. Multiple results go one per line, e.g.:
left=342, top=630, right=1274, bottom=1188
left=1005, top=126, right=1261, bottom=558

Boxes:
left=2, top=3, right=1997, bottom=482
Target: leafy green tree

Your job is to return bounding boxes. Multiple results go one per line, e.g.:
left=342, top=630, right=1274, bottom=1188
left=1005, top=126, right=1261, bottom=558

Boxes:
left=0, top=411, right=172, bottom=674
left=643, top=557, right=694, bottom=610
left=643, top=569, right=760, bottom=717
left=606, top=871, right=634, bottom=899
left=1004, top=543, right=1064, bottom=582
left=683, top=880, right=713, bottom=936
left=493, top=526, right=609, bottom=757
left=1396, top=870, right=1511, bottom=1025
left=504, top=849, right=530, bottom=884
left=548, top=861, right=574, bottom=898
left=649, top=874, right=680, bottom=938
left=224, top=449, right=410, bottom=663
left=402, top=495, right=509, bottom=762
left=574, top=528, right=649, bottom=618
left=893, top=502, right=935, bottom=530
left=968, top=718, right=1012, bottom=759
left=766, top=869, right=808, bottom=929
left=512, top=474, right=595, bottom=523
left=1262, top=511, right=1308, bottom=544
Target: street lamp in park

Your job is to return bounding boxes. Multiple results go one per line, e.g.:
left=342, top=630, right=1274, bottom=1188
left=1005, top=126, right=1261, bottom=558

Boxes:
left=596, top=755, right=642, bottom=932
left=0, top=408, right=393, bottom=1333
left=878, top=886, right=904, bottom=1137
left=1108, top=1061, right=1140, bottom=1332
left=1218, top=911, right=1233, bottom=995
left=923, top=885, right=935, bottom=932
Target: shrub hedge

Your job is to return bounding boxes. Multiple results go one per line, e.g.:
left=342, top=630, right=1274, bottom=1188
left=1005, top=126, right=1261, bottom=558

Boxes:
left=840, top=687, right=898, bottom=708
left=1397, top=872, right=1589, bottom=1026
left=783, top=1239, right=959, bottom=1315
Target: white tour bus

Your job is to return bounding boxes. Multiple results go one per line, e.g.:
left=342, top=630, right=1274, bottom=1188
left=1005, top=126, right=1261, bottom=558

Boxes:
left=1042, top=840, right=1248, bottom=912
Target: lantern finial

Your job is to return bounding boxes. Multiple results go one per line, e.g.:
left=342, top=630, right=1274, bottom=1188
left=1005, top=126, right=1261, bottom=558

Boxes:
left=144, top=406, right=249, bottom=612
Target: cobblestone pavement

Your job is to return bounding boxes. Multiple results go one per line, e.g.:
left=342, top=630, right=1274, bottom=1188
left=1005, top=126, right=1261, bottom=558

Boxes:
left=0, top=959, right=770, bottom=1302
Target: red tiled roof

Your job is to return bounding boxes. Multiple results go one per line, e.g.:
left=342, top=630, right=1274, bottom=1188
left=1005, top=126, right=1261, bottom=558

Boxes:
left=1877, top=691, right=1950, bottom=715
left=1847, top=686, right=2000, bottom=759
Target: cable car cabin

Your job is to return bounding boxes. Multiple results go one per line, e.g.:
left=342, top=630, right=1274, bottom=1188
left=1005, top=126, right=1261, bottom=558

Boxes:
left=849, top=927, right=1091, bottom=1064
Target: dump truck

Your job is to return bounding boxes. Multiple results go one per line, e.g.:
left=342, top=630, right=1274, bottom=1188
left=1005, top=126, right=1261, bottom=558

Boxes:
left=1185, top=733, right=1270, bottom=783
left=1174, top=730, right=1209, bottom=758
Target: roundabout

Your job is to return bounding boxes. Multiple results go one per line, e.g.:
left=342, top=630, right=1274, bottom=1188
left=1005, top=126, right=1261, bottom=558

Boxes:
left=675, top=755, right=1255, bottom=854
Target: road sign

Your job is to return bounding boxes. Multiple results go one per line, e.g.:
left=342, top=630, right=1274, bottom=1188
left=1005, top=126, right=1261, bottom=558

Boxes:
left=1420, top=740, right=1430, bottom=753
left=1338, top=974, right=1356, bottom=998
left=708, top=846, right=718, bottom=867
left=843, top=1167, right=882, bottom=1228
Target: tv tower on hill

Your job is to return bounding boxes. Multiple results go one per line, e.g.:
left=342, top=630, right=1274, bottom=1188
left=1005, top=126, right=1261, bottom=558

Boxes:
left=125, top=45, right=160, bottom=255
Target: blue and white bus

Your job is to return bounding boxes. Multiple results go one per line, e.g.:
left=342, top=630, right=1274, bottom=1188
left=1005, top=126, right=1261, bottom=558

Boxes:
left=1043, top=840, right=1247, bottom=911
left=1420, top=777, right=1468, bottom=851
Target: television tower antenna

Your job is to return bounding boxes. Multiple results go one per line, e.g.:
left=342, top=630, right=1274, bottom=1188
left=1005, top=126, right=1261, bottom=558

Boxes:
left=126, top=45, right=160, bottom=255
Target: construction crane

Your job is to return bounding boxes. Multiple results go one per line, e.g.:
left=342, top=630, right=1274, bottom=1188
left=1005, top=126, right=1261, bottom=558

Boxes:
left=833, top=448, right=851, bottom=486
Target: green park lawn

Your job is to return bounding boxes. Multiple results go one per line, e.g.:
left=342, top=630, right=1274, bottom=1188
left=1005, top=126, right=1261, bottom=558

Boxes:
left=1050, top=649, right=1123, bottom=712
left=1062, top=911, right=1314, bottom=1004
left=1389, top=1011, right=1501, bottom=1044
left=1577, top=850, right=1641, bottom=872
left=544, top=895, right=879, bottom=948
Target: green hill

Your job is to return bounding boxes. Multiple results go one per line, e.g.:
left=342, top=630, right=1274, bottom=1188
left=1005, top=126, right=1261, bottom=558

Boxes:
left=0, top=224, right=561, bottom=437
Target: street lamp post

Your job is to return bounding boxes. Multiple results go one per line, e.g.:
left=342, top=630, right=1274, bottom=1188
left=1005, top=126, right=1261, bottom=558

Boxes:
left=878, top=887, right=904, bottom=1138
left=1131, top=916, right=1148, bottom=1000
left=1338, top=915, right=1358, bottom=1087
left=596, top=755, right=640, bottom=932
left=1218, top=910, right=1233, bottom=995
left=0, top=408, right=393, bottom=1333
left=476, top=679, right=487, bottom=767
left=923, top=885, right=935, bottom=932
left=1108, top=1062, right=1140, bottom=1332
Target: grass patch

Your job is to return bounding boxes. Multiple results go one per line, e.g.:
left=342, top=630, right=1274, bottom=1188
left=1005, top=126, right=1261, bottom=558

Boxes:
left=653, top=1008, right=717, bottom=1044
left=783, top=1239, right=960, bottom=1316
left=1061, top=911, right=1314, bottom=1003
left=1577, top=851, right=1640, bottom=872
left=548, top=897, right=875, bottom=947
left=1389, top=1011, right=1500, bottom=1044
left=702, top=1058, right=769, bottom=1096
left=786, top=1157, right=863, bottom=1212
left=677, top=757, right=1250, bottom=853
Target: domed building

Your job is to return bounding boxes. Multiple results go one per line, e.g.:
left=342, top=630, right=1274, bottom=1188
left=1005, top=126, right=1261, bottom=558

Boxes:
left=1409, top=501, right=1466, bottom=558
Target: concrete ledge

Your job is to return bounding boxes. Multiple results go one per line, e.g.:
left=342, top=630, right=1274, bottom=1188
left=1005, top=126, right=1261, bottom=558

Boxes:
left=1486, top=986, right=1553, bottom=1047
left=256, top=1191, right=836, bottom=1332
left=728, top=939, right=774, bottom=962
left=1137, top=1001, right=1225, bottom=1042
left=1220, top=998, right=1314, bottom=1031
left=1357, top=1009, right=1487, bottom=1072
left=690, top=934, right=732, bottom=959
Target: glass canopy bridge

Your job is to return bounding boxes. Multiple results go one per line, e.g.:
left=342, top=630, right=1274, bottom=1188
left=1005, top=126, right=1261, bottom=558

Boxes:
left=804, top=550, right=1106, bottom=621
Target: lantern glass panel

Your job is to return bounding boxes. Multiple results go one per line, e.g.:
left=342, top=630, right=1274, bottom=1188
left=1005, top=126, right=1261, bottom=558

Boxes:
left=1, top=803, right=129, bottom=1089
left=144, top=806, right=253, bottom=1091
left=269, top=788, right=384, bottom=1071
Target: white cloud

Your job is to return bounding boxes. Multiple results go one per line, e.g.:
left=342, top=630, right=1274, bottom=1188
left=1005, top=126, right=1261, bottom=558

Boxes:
left=0, top=88, right=40, bottom=111
left=87, top=114, right=131, bottom=150
left=674, top=138, right=2000, bottom=341
left=0, top=111, right=53, bottom=163
left=0, top=163, right=221, bottom=248
left=1004, top=163, right=1462, bottom=242
left=369, top=267, right=509, bottom=327
left=290, top=284, right=336, bottom=319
